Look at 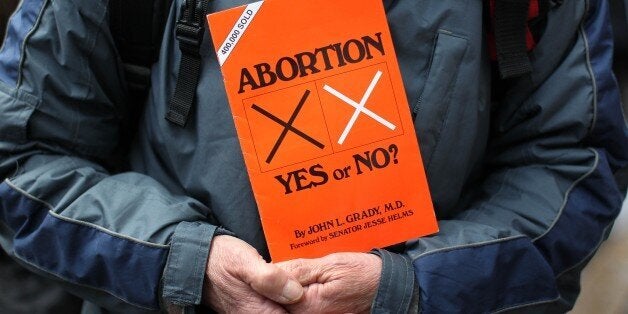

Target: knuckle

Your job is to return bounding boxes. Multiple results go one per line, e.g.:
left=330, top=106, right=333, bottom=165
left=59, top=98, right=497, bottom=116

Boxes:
left=251, top=264, right=285, bottom=292
left=258, top=265, right=280, bottom=281
left=325, top=253, right=345, bottom=265
left=289, top=258, right=307, bottom=269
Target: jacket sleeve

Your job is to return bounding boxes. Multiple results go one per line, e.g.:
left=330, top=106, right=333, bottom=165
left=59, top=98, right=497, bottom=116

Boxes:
left=0, top=1, right=216, bottom=312
left=372, top=0, right=628, bottom=313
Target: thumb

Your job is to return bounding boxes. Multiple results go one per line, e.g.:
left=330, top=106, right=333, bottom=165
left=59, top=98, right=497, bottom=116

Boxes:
left=244, top=261, right=304, bottom=304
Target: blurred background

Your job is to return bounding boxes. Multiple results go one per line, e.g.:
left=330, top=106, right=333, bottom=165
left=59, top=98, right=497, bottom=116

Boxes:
left=0, top=1, right=626, bottom=313
left=0, top=1, right=17, bottom=39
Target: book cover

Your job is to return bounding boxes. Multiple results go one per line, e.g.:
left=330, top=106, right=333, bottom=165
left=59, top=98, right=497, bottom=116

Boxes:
left=207, top=0, right=438, bottom=261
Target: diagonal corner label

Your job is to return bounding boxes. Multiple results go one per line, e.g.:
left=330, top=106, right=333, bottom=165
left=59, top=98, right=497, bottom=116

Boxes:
left=216, top=1, right=264, bottom=66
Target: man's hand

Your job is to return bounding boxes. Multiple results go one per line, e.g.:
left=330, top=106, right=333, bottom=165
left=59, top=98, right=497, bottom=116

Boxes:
left=277, top=252, right=382, bottom=314
left=202, top=235, right=304, bottom=313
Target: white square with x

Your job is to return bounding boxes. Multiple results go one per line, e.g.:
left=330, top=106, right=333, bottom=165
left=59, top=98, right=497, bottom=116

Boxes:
left=323, top=70, right=396, bottom=145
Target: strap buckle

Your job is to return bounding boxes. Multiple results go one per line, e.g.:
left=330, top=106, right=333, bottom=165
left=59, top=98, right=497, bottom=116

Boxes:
left=175, top=22, right=203, bottom=54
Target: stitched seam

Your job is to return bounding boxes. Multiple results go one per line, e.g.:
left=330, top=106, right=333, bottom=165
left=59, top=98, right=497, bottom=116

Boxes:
left=4, top=178, right=170, bottom=249
left=532, top=148, right=599, bottom=242
left=492, top=295, right=561, bottom=313
left=413, top=235, right=527, bottom=260
left=8, top=160, right=20, bottom=179
left=16, top=0, right=48, bottom=88
left=14, top=95, right=32, bottom=141
left=393, top=251, right=404, bottom=314
left=491, top=129, right=601, bottom=312
left=71, top=1, right=108, bottom=148
left=383, top=251, right=394, bottom=311
left=373, top=250, right=392, bottom=310
left=163, top=246, right=185, bottom=301
left=554, top=221, right=613, bottom=279
left=48, top=211, right=170, bottom=249
left=398, top=256, right=411, bottom=314
left=162, top=236, right=182, bottom=299
left=425, top=34, right=469, bottom=170
left=581, top=0, right=597, bottom=136
left=190, top=225, right=209, bottom=303
left=163, top=225, right=211, bottom=304
left=412, top=31, right=439, bottom=115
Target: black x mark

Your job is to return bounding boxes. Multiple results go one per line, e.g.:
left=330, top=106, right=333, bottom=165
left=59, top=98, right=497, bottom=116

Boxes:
left=251, top=89, right=325, bottom=164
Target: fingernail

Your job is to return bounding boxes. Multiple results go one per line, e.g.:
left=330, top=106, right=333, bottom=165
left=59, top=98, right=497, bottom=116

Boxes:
left=282, top=280, right=303, bottom=302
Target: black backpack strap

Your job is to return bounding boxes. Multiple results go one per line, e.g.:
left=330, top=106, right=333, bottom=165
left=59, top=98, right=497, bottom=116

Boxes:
left=165, top=0, right=210, bottom=127
left=493, top=0, right=534, bottom=79
left=492, top=0, right=552, bottom=79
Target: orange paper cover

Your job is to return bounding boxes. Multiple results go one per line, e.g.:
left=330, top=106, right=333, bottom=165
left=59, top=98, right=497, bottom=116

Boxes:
left=207, top=0, right=438, bottom=261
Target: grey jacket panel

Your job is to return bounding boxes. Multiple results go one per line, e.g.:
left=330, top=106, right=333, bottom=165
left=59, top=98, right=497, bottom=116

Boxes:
left=0, top=0, right=218, bottom=311
left=395, top=0, right=628, bottom=312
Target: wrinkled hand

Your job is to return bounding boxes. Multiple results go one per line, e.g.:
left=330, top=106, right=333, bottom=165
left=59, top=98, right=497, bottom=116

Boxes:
left=277, top=252, right=382, bottom=314
left=203, top=235, right=304, bottom=313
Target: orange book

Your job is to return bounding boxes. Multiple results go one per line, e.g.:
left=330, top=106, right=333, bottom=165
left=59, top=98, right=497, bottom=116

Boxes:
left=207, top=0, right=438, bottom=261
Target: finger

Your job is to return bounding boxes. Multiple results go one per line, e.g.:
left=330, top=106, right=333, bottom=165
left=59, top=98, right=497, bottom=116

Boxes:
left=243, top=261, right=304, bottom=305
left=276, top=257, right=327, bottom=285
left=234, top=295, right=291, bottom=314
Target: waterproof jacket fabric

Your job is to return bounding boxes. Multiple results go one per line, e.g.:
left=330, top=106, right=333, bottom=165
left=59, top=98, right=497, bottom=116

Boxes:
left=0, top=0, right=627, bottom=313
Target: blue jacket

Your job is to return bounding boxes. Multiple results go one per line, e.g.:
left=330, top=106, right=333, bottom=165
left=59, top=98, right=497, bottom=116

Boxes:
left=0, top=0, right=626, bottom=312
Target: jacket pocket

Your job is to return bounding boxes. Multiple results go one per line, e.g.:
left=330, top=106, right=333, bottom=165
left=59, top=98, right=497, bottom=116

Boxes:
left=413, top=30, right=468, bottom=169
